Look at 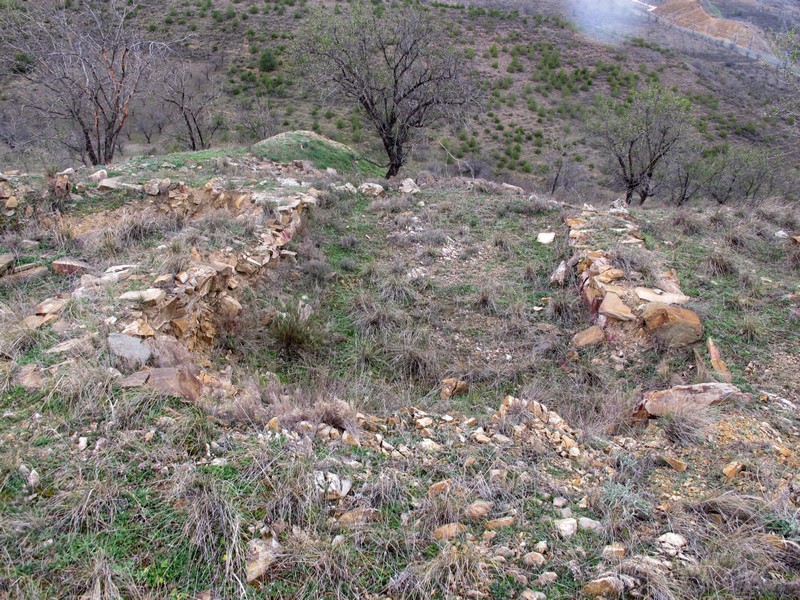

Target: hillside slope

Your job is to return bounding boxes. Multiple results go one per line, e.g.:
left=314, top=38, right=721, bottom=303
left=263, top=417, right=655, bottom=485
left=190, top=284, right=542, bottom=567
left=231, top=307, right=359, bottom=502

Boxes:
left=1, top=142, right=799, bottom=598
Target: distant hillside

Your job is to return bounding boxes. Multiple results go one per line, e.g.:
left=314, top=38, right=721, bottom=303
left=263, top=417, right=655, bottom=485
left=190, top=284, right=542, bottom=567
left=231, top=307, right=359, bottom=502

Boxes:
left=654, top=0, right=772, bottom=53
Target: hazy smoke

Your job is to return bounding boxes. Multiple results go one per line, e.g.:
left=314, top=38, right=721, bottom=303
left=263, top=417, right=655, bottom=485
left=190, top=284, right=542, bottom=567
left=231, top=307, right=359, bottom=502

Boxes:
left=559, top=0, right=648, bottom=44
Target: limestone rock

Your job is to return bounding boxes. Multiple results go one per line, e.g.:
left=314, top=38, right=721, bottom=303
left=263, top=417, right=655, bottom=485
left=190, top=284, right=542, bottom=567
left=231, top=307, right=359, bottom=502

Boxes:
left=578, top=517, right=603, bottom=533
left=433, top=522, right=466, bottom=540
left=537, top=232, right=556, bottom=244
left=537, top=571, right=558, bottom=586
left=723, top=460, right=745, bottom=479
left=35, top=298, right=67, bottom=316
left=313, top=471, right=352, bottom=501
left=338, top=507, right=379, bottom=527
left=45, top=334, right=94, bottom=355
left=245, top=537, right=280, bottom=582
left=521, top=591, right=546, bottom=600
left=0, top=253, right=14, bottom=274
left=522, top=551, right=546, bottom=567
left=146, top=367, right=203, bottom=400
left=0, top=266, right=49, bottom=287
left=52, top=258, right=91, bottom=276
left=642, top=302, right=703, bottom=348
left=635, top=286, right=690, bottom=305
left=662, top=455, right=688, bottom=472
left=572, top=326, right=605, bottom=348
left=440, top=378, right=467, bottom=400
left=399, top=178, right=420, bottom=194
left=108, top=333, right=151, bottom=368
left=602, top=543, right=626, bottom=559
left=486, top=516, right=514, bottom=529
left=555, top=518, right=577, bottom=538
left=658, top=533, right=687, bottom=548
left=598, top=292, right=634, bottom=321
left=582, top=575, right=624, bottom=598
left=358, top=182, right=384, bottom=196
left=89, top=169, right=107, bottom=182
left=636, top=383, right=740, bottom=418
left=464, top=500, right=493, bottom=520
left=119, top=288, right=166, bottom=305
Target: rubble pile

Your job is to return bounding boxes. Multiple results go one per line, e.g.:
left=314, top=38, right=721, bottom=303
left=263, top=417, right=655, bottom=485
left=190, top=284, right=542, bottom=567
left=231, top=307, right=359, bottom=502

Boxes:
left=554, top=201, right=741, bottom=417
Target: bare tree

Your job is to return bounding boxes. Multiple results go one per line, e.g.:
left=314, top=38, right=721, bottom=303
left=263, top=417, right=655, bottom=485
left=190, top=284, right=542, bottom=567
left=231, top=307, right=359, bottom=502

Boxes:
left=298, top=1, right=480, bottom=178
left=586, top=85, right=692, bottom=205
left=0, top=0, right=168, bottom=165
left=236, top=97, right=279, bottom=143
left=161, top=61, right=225, bottom=151
left=771, top=28, right=800, bottom=139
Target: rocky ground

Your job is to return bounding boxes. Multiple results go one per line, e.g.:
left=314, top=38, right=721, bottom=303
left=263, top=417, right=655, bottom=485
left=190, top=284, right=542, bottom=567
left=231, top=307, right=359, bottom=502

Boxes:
left=1, top=135, right=799, bottom=599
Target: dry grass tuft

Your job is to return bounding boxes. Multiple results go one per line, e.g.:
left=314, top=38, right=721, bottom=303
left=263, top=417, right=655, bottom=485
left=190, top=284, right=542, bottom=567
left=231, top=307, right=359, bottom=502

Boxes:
left=672, top=211, right=702, bottom=236
left=384, top=331, right=438, bottom=383
left=702, top=250, right=737, bottom=276
left=661, top=406, right=715, bottom=446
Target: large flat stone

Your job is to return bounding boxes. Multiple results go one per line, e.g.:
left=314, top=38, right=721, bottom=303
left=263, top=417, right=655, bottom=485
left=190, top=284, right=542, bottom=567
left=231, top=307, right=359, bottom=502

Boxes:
left=146, top=367, right=203, bottom=400
left=108, top=333, right=152, bottom=368
left=572, top=325, right=605, bottom=348
left=52, top=257, right=92, bottom=276
left=635, top=383, right=740, bottom=418
left=598, top=292, right=635, bottom=321
left=642, top=302, right=703, bottom=348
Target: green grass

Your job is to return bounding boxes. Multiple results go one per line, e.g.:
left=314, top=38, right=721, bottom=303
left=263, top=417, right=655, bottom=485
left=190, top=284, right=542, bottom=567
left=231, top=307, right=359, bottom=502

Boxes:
left=253, top=130, right=385, bottom=177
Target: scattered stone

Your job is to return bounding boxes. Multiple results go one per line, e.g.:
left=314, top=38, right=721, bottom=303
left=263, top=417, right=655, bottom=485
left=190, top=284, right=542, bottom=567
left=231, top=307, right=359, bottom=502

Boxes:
left=635, top=286, right=690, bottom=305
left=27, top=469, right=40, bottom=489
left=486, top=516, right=515, bottom=529
left=35, top=298, right=67, bottom=316
left=537, top=571, right=558, bottom=586
left=313, top=471, right=352, bottom=500
left=555, top=518, right=577, bottom=538
left=722, top=460, right=745, bottom=479
left=635, top=383, right=740, bottom=418
left=122, top=319, right=156, bottom=338
left=433, top=522, right=467, bottom=540
left=15, top=364, right=44, bottom=391
left=399, top=178, right=420, bottom=194
left=358, top=182, right=385, bottom=196
left=119, top=288, right=166, bottom=305
left=582, top=575, right=624, bottom=598
left=707, top=337, right=732, bottom=383
left=52, top=257, right=92, bottom=276
left=464, top=500, right=493, bottom=521
left=440, top=377, right=468, bottom=400
left=550, top=261, right=567, bottom=286
left=662, top=455, right=688, bottom=472
left=537, top=232, right=556, bottom=244
left=245, top=537, right=280, bottom=582
left=342, top=431, right=360, bottom=447
left=107, top=333, right=152, bottom=368
left=602, top=543, right=626, bottom=559
left=5, top=196, right=17, bottom=210
left=78, top=437, right=88, bottom=452
left=522, top=551, right=546, bottom=568
left=521, top=591, right=546, bottom=600
left=338, top=507, right=379, bottom=527
left=553, top=497, right=568, bottom=508
left=775, top=230, right=789, bottom=239
left=119, top=371, right=151, bottom=388
left=598, top=292, right=635, bottom=321
left=572, top=325, right=605, bottom=348
left=428, top=480, right=451, bottom=497
left=534, top=541, right=548, bottom=554
left=642, top=302, right=703, bottom=348
left=0, top=265, right=49, bottom=287
left=658, top=533, right=687, bottom=548
left=578, top=517, right=603, bottom=533
left=45, top=334, right=94, bottom=356
left=146, top=367, right=203, bottom=400
left=0, top=253, right=14, bottom=274
left=88, top=169, right=107, bottom=182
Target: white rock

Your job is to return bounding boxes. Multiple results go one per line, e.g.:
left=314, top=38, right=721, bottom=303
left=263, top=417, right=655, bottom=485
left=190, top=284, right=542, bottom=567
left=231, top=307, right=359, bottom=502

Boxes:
left=119, top=288, right=166, bottom=305
left=521, top=591, right=546, bottom=600
left=555, top=518, right=577, bottom=538
left=775, top=230, right=789, bottom=239
left=399, top=178, right=420, bottom=194
left=78, top=437, right=88, bottom=451
left=536, top=232, right=556, bottom=244
left=27, top=469, right=40, bottom=489
left=313, top=471, right=352, bottom=500
left=278, top=178, right=301, bottom=188
left=578, top=517, right=603, bottom=533
left=658, top=532, right=687, bottom=548
left=358, top=182, right=384, bottom=196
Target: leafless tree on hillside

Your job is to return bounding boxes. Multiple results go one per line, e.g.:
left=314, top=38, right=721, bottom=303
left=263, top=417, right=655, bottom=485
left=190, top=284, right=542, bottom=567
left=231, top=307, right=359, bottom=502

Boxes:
left=0, top=0, right=169, bottom=165
left=161, top=62, right=225, bottom=151
left=297, top=1, right=481, bottom=178
left=586, top=85, right=692, bottom=205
